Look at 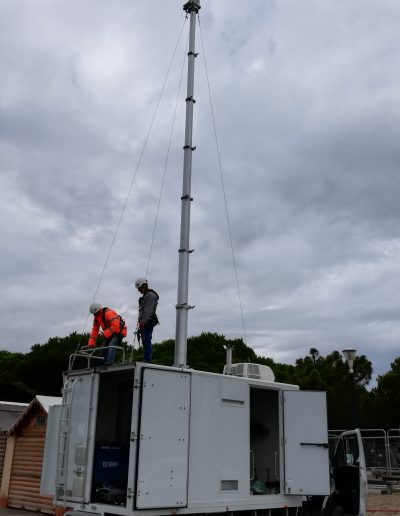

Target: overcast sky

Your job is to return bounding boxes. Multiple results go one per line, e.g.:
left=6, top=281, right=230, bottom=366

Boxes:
left=1, top=0, right=400, bottom=383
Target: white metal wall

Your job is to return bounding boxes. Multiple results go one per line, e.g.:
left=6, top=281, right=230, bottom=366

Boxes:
left=188, top=373, right=250, bottom=503
left=283, top=390, right=330, bottom=495
left=136, top=369, right=191, bottom=509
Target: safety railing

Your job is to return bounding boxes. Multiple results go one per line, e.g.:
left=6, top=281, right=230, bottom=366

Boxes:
left=387, top=429, right=400, bottom=475
left=68, top=345, right=126, bottom=370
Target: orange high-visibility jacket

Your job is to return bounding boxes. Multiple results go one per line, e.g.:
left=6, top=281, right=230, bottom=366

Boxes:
left=88, top=307, right=127, bottom=347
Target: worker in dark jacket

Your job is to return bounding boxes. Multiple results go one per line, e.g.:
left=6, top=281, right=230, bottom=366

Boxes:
left=88, top=303, right=127, bottom=365
left=135, top=278, right=159, bottom=362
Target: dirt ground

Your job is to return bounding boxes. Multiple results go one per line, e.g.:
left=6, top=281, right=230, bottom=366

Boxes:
left=367, top=488, right=400, bottom=514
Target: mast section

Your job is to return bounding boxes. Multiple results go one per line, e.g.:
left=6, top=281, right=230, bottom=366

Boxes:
left=174, top=0, right=201, bottom=367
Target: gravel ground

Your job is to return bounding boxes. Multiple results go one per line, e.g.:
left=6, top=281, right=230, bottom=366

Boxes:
left=368, top=488, right=400, bottom=514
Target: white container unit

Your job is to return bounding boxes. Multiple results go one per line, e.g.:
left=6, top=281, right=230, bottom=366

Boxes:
left=41, top=362, right=363, bottom=516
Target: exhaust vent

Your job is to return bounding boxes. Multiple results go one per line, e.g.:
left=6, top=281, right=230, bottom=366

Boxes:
left=221, top=480, right=239, bottom=491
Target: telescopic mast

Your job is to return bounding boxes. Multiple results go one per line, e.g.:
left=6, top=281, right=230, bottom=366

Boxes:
left=174, top=0, right=201, bottom=368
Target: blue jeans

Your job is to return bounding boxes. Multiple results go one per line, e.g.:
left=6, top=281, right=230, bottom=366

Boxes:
left=103, top=334, right=122, bottom=365
left=141, top=326, right=153, bottom=362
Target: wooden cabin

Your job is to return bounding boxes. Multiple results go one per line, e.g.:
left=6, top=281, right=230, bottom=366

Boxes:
left=0, top=395, right=61, bottom=514
left=0, top=401, right=28, bottom=487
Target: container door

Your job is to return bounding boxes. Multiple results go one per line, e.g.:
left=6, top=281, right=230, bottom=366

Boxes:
left=283, top=390, right=330, bottom=495
left=57, top=373, right=99, bottom=504
left=331, top=429, right=368, bottom=516
left=41, top=404, right=62, bottom=497
left=135, top=369, right=190, bottom=509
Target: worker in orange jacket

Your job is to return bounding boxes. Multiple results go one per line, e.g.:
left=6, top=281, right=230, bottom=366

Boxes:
left=88, top=303, right=127, bottom=365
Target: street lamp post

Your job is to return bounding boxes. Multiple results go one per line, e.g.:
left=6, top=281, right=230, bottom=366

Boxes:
left=342, top=348, right=357, bottom=429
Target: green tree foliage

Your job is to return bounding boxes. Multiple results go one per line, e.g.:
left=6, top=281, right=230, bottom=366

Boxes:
left=0, top=350, right=34, bottom=402
left=20, top=334, right=85, bottom=396
left=0, top=333, right=91, bottom=398
left=292, top=349, right=373, bottom=429
left=148, top=332, right=257, bottom=372
left=369, top=358, right=400, bottom=428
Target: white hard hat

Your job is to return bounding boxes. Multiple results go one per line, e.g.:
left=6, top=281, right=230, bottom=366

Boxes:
left=135, top=277, right=148, bottom=289
left=89, top=302, right=102, bottom=314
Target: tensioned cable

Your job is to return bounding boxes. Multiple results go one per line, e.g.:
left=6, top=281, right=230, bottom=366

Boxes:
left=75, top=16, right=188, bottom=352
left=198, top=14, right=248, bottom=345
left=145, top=37, right=189, bottom=279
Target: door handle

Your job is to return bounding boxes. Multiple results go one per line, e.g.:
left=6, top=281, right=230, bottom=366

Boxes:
left=250, top=450, right=255, bottom=480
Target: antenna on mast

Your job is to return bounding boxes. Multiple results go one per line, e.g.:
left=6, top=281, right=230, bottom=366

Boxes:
left=174, top=0, right=201, bottom=368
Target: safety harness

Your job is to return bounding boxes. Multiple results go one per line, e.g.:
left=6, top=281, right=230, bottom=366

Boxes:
left=100, top=307, right=126, bottom=334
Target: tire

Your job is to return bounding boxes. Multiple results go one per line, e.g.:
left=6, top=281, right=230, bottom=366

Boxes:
left=331, top=505, right=344, bottom=516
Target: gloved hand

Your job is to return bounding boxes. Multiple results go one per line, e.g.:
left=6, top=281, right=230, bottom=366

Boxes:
left=138, top=322, right=145, bottom=329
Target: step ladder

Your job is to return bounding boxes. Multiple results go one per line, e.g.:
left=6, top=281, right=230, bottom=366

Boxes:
left=55, top=372, right=97, bottom=506
left=55, top=377, right=82, bottom=504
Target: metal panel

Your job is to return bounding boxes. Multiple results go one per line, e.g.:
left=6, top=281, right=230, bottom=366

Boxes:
left=57, top=373, right=99, bottom=504
left=41, top=405, right=62, bottom=496
left=283, top=390, right=330, bottom=495
left=187, top=374, right=249, bottom=503
left=136, top=368, right=190, bottom=509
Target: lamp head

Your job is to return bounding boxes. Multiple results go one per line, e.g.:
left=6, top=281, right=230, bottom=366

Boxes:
left=342, top=348, right=357, bottom=373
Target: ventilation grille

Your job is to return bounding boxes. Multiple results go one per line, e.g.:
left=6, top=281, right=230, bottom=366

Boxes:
left=221, top=398, right=244, bottom=406
left=230, top=362, right=260, bottom=378
left=227, top=363, right=275, bottom=382
left=247, top=363, right=260, bottom=379
left=230, top=364, right=244, bottom=376
left=221, top=480, right=239, bottom=491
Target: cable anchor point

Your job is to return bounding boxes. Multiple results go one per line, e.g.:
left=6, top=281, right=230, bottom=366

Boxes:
left=176, top=303, right=195, bottom=310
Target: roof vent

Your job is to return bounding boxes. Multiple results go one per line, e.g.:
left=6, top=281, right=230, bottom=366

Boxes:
left=224, top=363, right=275, bottom=382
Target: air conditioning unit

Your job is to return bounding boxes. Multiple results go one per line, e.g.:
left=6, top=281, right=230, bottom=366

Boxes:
left=223, top=363, right=275, bottom=382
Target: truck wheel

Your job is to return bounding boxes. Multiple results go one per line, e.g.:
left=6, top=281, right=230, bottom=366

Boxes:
left=331, top=505, right=344, bottom=516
